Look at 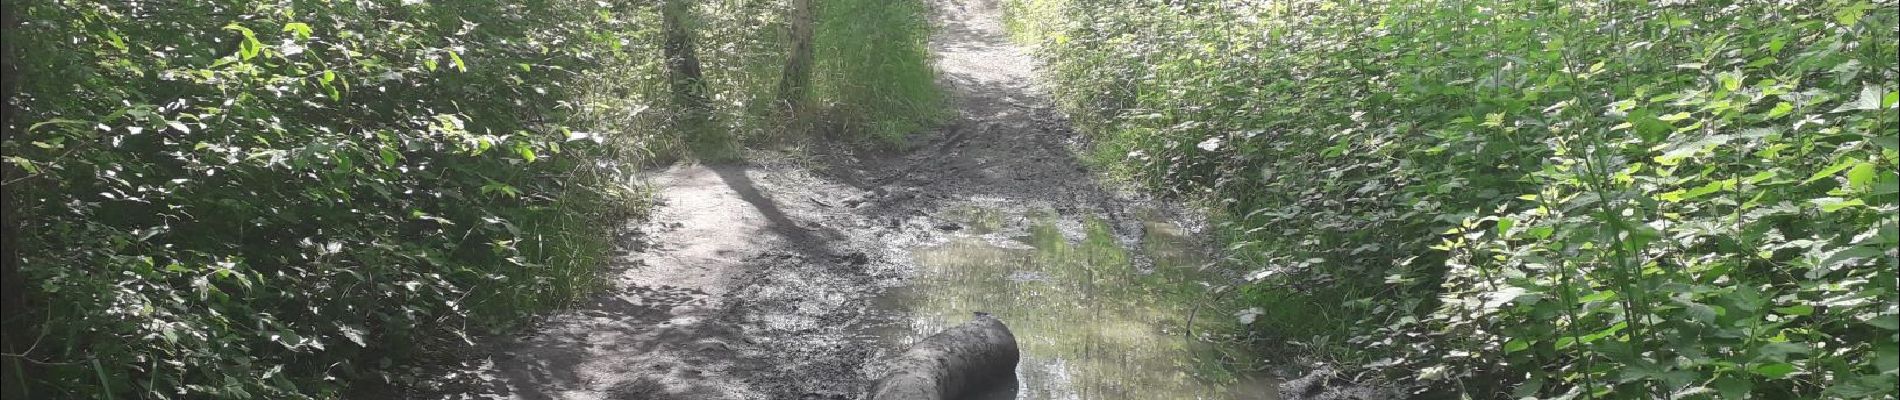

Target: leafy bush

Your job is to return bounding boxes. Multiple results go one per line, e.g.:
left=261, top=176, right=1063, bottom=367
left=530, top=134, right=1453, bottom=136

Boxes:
left=4, top=0, right=655, bottom=397
left=1007, top=0, right=1898, bottom=397
left=3, top=0, right=944, bottom=396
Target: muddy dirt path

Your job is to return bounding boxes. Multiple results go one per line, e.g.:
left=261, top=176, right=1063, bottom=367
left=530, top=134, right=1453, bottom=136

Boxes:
left=389, top=0, right=1275, bottom=399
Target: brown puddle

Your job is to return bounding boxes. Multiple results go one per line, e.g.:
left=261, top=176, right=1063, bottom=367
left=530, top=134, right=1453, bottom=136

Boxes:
left=876, top=210, right=1278, bottom=399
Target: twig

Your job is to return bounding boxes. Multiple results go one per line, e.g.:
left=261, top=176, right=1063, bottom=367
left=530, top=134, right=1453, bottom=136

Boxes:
left=1183, top=267, right=1238, bottom=340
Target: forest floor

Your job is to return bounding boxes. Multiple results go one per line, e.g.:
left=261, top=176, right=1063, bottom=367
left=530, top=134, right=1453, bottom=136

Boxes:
left=378, top=0, right=1274, bottom=398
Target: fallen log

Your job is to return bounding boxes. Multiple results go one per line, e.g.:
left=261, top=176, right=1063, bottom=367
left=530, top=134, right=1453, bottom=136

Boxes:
left=868, top=313, right=1020, bottom=400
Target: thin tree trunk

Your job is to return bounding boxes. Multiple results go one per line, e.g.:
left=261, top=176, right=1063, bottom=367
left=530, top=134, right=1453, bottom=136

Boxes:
left=1, top=0, right=36, bottom=398
left=663, top=0, right=736, bottom=159
left=662, top=0, right=707, bottom=117
left=775, top=0, right=815, bottom=119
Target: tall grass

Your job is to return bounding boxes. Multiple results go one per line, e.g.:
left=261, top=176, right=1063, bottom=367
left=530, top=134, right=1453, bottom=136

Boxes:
left=812, top=0, right=944, bottom=143
left=686, top=0, right=942, bottom=147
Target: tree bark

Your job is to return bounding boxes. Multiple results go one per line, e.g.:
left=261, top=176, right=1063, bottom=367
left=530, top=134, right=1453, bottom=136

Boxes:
left=868, top=314, right=1020, bottom=400
left=775, top=0, right=815, bottom=119
left=662, top=0, right=707, bottom=117
left=662, top=0, right=737, bottom=159
left=1, top=0, right=36, bottom=398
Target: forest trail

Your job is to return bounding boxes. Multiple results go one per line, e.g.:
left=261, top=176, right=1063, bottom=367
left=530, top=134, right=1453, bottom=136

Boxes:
left=392, top=0, right=1262, bottom=398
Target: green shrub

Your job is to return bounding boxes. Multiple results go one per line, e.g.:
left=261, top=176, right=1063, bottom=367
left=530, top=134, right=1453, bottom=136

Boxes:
left=1008, top=0, right=1898, bottom=397
left=3, top=0, right=945, bottom=396
left=4, top=0, right=655, bottom=397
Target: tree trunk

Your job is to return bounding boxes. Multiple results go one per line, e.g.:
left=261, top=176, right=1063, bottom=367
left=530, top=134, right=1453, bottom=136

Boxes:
left=1, top=0, right=36, bottom=398
left=868, top=314, right=1020, bottom=400
left=662, top=0, right=707, bottom=117
left=663, top=0, right=735, bottom=159
left=775, top=0, right=815, bottom=120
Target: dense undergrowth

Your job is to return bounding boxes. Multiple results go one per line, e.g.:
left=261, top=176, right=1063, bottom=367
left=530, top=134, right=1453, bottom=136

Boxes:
left=0, top=0, right=937, bottom=398
left=674, top=0, right=940, bottom=148
left=1006, top=0, right=1898, bottom=398
left=811, top=0, right=943, bottom=142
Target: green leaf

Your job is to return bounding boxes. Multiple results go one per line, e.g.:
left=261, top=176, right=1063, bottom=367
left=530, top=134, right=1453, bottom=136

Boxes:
left=1504, top=339, right=1530, bottom=353
left=102, top=30, right=127, bottom=52
left=516, top=143, right=537, bottom=163
left=1715, top=377, right=1752, bottom=399
left=224, top=23, right=262, bottom=60
left=1717, top=70, right=1743, bottom=92
left=92, top=359, right=113, bottom=400
left=449, top=50, right=468, bottom=72
left=1811, top=197, right=1865, bottom=212
left=1512, top=377, right=1544, bottom=398
left=1683, top=301, right=1720, bottom=323
left=1756, top=342, right=1810, bottom=361
left=1853, top=85, right=1882, bottom=111
left=1874, top=181, right=1900, bottom=195
left=1832, top=85, right=1885, bottom=112
left=1805, top=159, right=1858, bottom=184
left=1874, top=135, right=1899, bottom=151
left=1661, top=179, right=1734, bottom=202
left=1580, top=290, right=1617, bottom=303
left=1844, top=161, right=1876, bottom=190
left=282, top=22, right=313, bottom=40
left=319, top=70, right=340, bottom=99
left=1763, top=102, right=1793, bottom=119
left=1667, top=133, right=1735, bottom=157
left=481, top=181, right=519, bottom=198
left=4, top=156, right=37, bottom=174
left=1834, top=1, right=1870, bottom=26
left=1750, top=362, right=1797, bottom=378
left=27, top=118, right=88, bottom=132
left=1868, top=314, right=1899, bottom=330
left=1482, top=113, right=1505, bottom=128
left=336, top=325, right=367, bottom=347
left=1774, top=305, right=1813, bottom=316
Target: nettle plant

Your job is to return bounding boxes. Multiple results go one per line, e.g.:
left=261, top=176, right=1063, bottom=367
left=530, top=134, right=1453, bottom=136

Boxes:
left=1401, top=2, right=1897, bottom=398
left=1008, top=0, right=1897, bottom=397
left=6, top=0, right=654, bottom=397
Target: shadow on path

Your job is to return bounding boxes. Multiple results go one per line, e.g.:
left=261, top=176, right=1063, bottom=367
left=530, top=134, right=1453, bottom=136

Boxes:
left=709, top=164, right=827, bottom=249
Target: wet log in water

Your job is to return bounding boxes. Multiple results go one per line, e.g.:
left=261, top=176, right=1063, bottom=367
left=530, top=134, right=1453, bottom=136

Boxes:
left=869, top=313, right=1020, bottom=400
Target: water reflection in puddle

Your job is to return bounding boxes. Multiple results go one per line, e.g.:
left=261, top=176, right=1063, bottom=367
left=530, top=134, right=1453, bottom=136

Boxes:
left=878, top=210, right=1277, bottom=399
